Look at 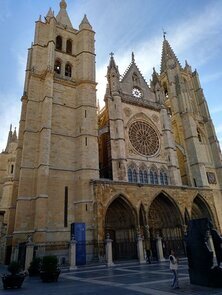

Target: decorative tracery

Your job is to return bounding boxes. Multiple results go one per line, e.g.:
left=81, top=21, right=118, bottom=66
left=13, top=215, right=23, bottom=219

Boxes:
left=129, top=121, right=160, bottom=156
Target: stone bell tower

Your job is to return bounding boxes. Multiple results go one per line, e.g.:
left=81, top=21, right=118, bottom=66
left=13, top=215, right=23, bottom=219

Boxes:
left=9, top=0, right=99, bottom=255
left=159, top=35, right=222, bottom=189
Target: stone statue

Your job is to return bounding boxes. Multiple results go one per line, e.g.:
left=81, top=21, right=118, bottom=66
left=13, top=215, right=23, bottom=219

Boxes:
left=210, top=227, right=222, bottom=267
left=27, top=235, right=32, bottom=244
left=186, top=218, right=222, bottom=287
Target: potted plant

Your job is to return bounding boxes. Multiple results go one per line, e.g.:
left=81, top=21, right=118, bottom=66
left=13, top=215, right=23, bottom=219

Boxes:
left=1, top=261, right=26, bottom=289
left=40, top=255, right=60, bottom=282
left=28, top=257, right=42, bottom=276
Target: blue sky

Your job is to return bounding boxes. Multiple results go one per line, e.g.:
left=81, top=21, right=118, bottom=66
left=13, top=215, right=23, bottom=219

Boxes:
left=0, top=0, right=222, bottom=151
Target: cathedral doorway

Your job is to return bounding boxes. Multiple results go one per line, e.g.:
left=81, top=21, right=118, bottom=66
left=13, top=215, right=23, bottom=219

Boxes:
left=148, top=193, right=185, bottom=259
left=191, top=195, right=214, bottom=224
left=105, top=196, right=137, bottom=260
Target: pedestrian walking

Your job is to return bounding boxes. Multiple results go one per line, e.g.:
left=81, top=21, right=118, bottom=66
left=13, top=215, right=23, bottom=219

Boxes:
left=169, top=249, right=179, bottom=289
left=146, top=248, right=152, bottom=264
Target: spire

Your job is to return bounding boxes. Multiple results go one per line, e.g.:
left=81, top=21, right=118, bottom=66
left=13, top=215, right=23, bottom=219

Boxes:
left=56, top=0, right=73, bottom=29
left=184, top=60, right=192, bottom=73
left=107, top=53, right=120, bottom=93
left=5, top=125, right=13, bottom=152
left=107, top=52, right=119, bottom=77
left=12, top=127, right=17, bottom=142
left=79, top=14, right=92, bottom=30
left=160, top=36, right=181, bottom=73
left=45, top=8, right=54, bottom=21
left=152, top=67, right=160, bottom=85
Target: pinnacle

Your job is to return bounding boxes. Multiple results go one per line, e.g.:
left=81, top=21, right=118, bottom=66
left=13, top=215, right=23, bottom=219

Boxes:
left=79, top=14, right=92, bottom=30
left=46, top=7, right=54, bottom=20
left=107, top=53, right=119, bottom=76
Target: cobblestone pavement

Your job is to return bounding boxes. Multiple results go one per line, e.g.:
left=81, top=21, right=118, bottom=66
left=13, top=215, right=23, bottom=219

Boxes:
left=1, top=259, right=222, bottom=294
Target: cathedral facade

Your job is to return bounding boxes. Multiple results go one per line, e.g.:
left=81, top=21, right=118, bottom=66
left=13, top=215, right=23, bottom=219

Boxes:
left=0, top=0, right=222, bottom=265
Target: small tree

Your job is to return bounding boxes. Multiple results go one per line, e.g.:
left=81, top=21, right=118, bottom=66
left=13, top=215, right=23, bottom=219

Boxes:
left=28, top=257, right=42, bottom=276
left=41, top=255, right=58, bottom=273
left=8, top=261, right=21, bottom=275
left=40, top=255, right=60, bottom=282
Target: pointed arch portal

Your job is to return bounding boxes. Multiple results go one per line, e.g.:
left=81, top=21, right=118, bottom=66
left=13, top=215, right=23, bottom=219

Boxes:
left=148, top=193, right=185, bottom=259
left=105, top=196, right=137, bottom=260
left=191, top=195, right=215, bottom=225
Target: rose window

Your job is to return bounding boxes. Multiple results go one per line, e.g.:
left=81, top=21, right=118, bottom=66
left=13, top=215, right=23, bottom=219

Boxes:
left=129, top=121, right=159, bottom=156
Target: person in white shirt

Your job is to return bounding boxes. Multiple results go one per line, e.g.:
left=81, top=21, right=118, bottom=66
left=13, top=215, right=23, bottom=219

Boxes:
left=169, top=250, right=179, bottom=289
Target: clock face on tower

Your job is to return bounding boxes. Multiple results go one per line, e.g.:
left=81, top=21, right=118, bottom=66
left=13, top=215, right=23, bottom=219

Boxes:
left=132, top=87, right=142, bottom=98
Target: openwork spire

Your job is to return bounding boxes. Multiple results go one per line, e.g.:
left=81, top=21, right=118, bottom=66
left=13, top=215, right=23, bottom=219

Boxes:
left=160, top=37, right=181, bottom=73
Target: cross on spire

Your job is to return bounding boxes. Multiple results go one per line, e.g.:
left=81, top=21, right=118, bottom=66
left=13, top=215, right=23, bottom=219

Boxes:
left=162, top=28, right=167, bottom=40
left=110, top=52, right=114, bottom=58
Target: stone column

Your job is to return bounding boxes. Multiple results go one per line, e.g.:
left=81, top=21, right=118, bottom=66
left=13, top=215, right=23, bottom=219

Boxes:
left=156, top=234, right=165, bottom=262
left=69, top=236, right=77, bottom=270
left=105, top=234, right=114, bottom=267
left=12, top=245, right=19, bottom=262
left=137, top=234, right=146, bottom=264
left=25, top=240, right=34, bottom=271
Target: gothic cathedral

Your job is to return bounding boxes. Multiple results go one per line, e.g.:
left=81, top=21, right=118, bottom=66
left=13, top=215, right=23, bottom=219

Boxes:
left=0, top=1, right=222, bottom=265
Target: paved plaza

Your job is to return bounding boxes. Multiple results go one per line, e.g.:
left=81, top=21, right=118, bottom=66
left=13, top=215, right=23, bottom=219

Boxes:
left=1, top=259, right=222, bottom=294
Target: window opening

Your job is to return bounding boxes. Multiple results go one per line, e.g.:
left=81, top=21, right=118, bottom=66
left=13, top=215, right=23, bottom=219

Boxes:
left=56, top=36, right=62, bottom=50
left=65, top=63, right=72, bottom=77
left=54, top=60, right=61, bottom=74
left=66, top=39, right=72, bottom=54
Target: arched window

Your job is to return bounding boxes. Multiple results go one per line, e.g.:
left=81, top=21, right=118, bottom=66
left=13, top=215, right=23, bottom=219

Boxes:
left=160, top=172, right=164, bottom=185
left=164, top=173, right=168, bottom=185
left=56, top=35, right=62, bottom=50
left=139, top=170, right=144, bottom=183
left=66, top=39, right=72, bottom=54
left=54, top=60, right=61, bottom=74
left=144, top=170, right=148, bottom=184
left=128, top=168, right=133, bottom=183
left=65, top=63, right=72, bottom=77
left=150, top=170, right=154, bottom=184
left=154, top=171, right=158, bottom=184
left=133, top=169, right=137, bottom=183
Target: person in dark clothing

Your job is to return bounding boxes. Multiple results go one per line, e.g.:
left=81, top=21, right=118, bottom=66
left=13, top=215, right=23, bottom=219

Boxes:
left=146, top=249, right=151, bottom=264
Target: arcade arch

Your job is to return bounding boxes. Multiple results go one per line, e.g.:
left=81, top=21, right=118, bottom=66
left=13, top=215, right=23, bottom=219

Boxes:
left=147, top=192, right=185, bottom=258
left=105, top=195, right=137, bottom=260
left=191, top=195, right=215, bottom=225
